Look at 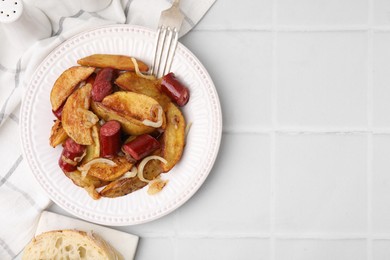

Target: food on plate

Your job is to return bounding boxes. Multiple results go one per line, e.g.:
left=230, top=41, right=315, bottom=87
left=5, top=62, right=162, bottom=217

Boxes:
left=101, top=91, right=165, bottom=128
left=92, top=67, right=115, bottom=102
left=52, top=103, right=64, bottom=120
left=49, top=120, right=68, bottom=148
left=22, top=230, right=123, bottom=260
left=148, top=178, right=169, bottom=195
left=62, top=84, right=99, bottom=145
left=65, top=170, right=108, bottom=190
left=161, top=72, right=190, bottom=106
left=140, top=150, right=164, bottom=180
left=50, top=66, right=95, bottom=111
left=92, top=91, right=167, bottom=135
left=49, top=54, right=190, bottom=199
left=100, top=152, right=163, bottom=198
left=79, top=157, right=133, bottom=182
left=62, top=83, right=99, bottom=145
left=99, top=176, right=147, bottom=198
left=122, top=134, right=161, bottom=161
left=100, top=120, right=121, bottom=158
left=59, top=138, right=86, bottom=173
left=77, top=54, right=148, bottom=72
left=115, top=72, right=171, bottom=109
left=82, top=125, right=100, bottom=163
left=161, top=102, right=186, bottom=172
left=91, top=100, right=155, bottom=136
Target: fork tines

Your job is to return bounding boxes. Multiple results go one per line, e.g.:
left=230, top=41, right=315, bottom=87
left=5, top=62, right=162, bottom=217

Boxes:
left=151, top=25, right=179, bottom=78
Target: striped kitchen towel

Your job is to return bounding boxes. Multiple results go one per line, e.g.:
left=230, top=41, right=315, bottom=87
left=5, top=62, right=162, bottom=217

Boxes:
left=0, top=0, right=215, bottom=258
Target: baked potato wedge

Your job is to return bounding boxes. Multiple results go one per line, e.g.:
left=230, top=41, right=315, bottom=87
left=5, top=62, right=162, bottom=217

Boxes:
left=62, top=83, right=99, bottom=145
left=82, top=157, right=133, bottom=182
left=91, top=91, right=166, bottom=135
left=49, top=120, right=68, bottom=147
left=99, top=153, right=164, bottom=198
left=161, top=102, right=186, bottom=172
left=81, top=125, right=100, bottom=164
left=115, top=72, right=171, bottom=109
left=91, top=101, right=155, bottom=135
left=64, top=170, right=108, bottom=188
left=50, top=66, right=95, bottom=111
left=77, top=54, right=148, bottom=72
left=99, top=176, right=147, bottom=198
left=102, top=91, right=164, bottom=123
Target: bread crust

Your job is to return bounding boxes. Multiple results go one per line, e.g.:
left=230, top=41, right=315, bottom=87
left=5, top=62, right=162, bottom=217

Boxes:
left=22, top=229, right=123, bottom=260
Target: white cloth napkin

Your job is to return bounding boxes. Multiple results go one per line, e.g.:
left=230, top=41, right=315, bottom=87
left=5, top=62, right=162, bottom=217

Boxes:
left=0, top=0, right=215, bottom=259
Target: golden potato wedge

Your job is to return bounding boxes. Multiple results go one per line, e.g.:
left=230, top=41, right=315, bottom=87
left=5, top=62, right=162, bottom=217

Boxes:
left=99, top=177, right=147, bottom=198
left=161, top=102, right=186, bottom=172
left=62, top=83, right=99, bottom=145
left=91, top=91, right=166, bottom=135
left=50, top=66, right=95, bottom=111
left=141, top=149, right=163, bottom=181
left=102, top=91, right=161, bottom=121
left=81, top=125, right=100, bottom=164
left=115, top=72, right=171, bottom=109
left=64, top=170, right=108, bottom=189
left=49, top=120, right=68, bottom=147
left=100, top=152, right=164, bottom=198
left=91, top=101, right=155, bottom=135
left=77, top=54, right=148, bottom=72
left=84, top=157, right=133, bottom=182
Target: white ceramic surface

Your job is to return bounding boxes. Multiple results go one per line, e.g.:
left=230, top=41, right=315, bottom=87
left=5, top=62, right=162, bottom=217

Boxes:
left=20, top=25, right=222, bottom=226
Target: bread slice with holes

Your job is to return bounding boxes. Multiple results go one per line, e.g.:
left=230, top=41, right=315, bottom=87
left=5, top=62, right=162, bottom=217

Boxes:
left=22, top=229, right=123, bottom=260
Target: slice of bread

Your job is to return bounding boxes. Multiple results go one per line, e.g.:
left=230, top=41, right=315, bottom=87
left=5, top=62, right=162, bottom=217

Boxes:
left=22, top=229, right=123, bottom=260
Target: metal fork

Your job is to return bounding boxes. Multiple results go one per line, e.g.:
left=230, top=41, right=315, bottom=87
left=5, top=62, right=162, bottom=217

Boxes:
left=150, top=0, right=184, bottom=78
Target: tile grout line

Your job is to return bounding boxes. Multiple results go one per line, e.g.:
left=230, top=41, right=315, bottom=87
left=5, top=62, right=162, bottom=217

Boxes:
left=270, top=131, right=276, bottom=259
left=222, top=128, right=390, bottom=135
left=194, top=26, right=390, bottom=32
left=367, top=0, right=374, bottom=258
left=367, top=126, right=373, bottom=260
left=270, top=0, right=278, bottom=258
left=140, top=233, right=390, bottom=239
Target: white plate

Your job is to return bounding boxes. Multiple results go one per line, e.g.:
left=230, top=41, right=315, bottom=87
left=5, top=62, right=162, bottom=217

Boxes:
left=20, top=25, right=222, bottom=226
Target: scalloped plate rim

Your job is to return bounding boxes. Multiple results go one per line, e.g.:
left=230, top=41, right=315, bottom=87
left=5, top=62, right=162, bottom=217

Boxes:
left=20, top=24, right=222, bottom=226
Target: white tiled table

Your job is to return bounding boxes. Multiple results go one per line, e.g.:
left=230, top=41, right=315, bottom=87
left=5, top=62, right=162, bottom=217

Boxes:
left=49, top=0, right=390, bottom=259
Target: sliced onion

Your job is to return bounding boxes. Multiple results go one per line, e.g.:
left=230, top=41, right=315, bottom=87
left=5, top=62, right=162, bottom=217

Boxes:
left=79, top=81, right=86, bottom=89
left=120, top=166, right=138, bottom=179
left=185, top=121, right=193, bottom=137
left=78, top=158, right=117, bottom=179
left=142, top=105, right=163, bottom=128
left=80, top=170, right=88, bottom=180
left=74, top=149, right=87, bottom=163
left=137, top=155, right=167, bottom=183
left=131, top=57, right=156, bottom=80
left=77, top=108, right=99, bottom=128
left=184, top=121, right=193, bottom=146
left=147, top=178, right=169, bottom=195
left=99, top=119, right=106, bottom=126
left=61, top=155, right=78, bottom=166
